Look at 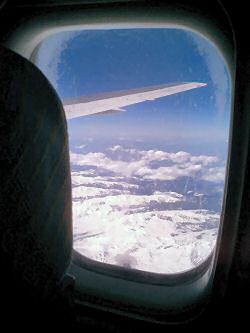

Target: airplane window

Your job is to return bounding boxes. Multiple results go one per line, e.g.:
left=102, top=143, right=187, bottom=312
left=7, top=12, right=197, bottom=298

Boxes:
left=36, top=28, right=231, bottom=274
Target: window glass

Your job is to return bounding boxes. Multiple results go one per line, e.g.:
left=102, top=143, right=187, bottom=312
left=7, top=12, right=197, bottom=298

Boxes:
left=36, top=28, right=231, bottom=274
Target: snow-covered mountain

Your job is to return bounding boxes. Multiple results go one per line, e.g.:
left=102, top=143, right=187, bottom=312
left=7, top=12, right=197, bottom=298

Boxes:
left=71, top=144, right=224, bottom=274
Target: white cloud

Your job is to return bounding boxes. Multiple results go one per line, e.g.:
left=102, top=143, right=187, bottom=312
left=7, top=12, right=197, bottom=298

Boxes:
left=72, top=185, right=129, bottom=199
left=77, top=144, right=87, bottom=149
left=108, top=145, right=122, bottom=152
left=70, top=146, right=224, bottom=182
left=190, top=155, right=219, bottom=165
left=72, top=174, right=139, bottom=190
left=141, top=164, right=203, bottom=181
left=201, top=166, right=226, bottom=182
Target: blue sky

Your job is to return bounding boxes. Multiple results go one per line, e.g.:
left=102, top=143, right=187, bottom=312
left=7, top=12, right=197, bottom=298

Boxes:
left=36, top=28, right=231, bottom=156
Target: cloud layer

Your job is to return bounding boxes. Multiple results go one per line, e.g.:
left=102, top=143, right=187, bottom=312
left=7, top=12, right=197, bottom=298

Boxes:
left=70, top=145, right=225, bottom=182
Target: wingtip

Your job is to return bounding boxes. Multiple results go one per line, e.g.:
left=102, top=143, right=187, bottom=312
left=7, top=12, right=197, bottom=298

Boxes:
left=198, top=82, right=207, bottom=87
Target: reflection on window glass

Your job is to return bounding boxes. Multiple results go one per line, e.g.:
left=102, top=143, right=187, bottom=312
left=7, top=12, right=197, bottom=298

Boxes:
left=36, top=28, right=231, bottom=274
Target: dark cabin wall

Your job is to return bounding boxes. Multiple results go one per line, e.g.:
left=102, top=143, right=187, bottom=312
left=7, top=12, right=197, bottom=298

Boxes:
left=0, top=1, right=249, bottom=330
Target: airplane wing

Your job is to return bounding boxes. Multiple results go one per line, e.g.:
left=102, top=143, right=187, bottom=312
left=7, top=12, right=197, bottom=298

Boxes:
left=63, top=82, right=207, bottom=120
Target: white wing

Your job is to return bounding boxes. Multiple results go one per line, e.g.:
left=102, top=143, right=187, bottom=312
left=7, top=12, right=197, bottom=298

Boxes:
left=63, top=82, right=207, bottom=120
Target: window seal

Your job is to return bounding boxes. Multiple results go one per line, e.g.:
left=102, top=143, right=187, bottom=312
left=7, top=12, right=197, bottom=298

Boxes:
left=72, top=249, right=214, bottom=286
